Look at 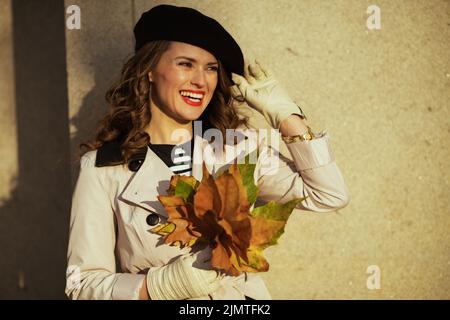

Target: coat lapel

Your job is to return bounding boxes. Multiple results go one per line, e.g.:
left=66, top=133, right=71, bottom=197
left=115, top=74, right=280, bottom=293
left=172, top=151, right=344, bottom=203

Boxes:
left=119, top=145, right=174, bottom=218
left=119, top=126, right=257, bottom=218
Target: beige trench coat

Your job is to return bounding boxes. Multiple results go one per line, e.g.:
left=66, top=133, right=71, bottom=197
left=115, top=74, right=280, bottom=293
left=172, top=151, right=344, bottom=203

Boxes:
left=65, top=126, right=349, bottom=300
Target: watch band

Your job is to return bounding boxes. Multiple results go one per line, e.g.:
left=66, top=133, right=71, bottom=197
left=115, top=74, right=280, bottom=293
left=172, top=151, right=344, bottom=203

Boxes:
left=281, top=125, right=315, bottom=143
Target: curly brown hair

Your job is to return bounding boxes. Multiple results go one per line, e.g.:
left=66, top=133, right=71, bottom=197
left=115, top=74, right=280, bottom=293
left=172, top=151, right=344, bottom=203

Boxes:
left=79, top=40, right=249, bottom=166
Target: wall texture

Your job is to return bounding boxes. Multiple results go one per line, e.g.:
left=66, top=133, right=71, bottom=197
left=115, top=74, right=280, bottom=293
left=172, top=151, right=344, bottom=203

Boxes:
left=0, top=0, right=17, bottom=208
left=0, top=0, right=71, bottom=298
left=0, top=0, right=448, bottom=299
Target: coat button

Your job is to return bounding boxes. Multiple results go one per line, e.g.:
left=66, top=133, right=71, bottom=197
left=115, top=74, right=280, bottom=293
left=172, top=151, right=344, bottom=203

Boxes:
left=128, top=159, right=143, bottom=172
left=146, top=213, right=160, bottom=226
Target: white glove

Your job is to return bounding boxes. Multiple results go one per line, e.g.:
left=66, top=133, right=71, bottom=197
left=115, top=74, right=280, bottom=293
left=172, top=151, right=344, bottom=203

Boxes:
left=231, top=59, right=305, bottom=129
left=146, top=253, right=223, bottom=300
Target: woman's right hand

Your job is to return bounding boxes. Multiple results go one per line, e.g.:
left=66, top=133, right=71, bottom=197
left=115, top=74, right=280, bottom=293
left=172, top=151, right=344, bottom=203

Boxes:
left=146, top=253, right=224, bottom=300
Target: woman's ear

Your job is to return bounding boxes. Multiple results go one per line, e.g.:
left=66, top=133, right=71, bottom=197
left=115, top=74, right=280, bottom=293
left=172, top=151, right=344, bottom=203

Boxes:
left=148, top=72, right=153, bottom=82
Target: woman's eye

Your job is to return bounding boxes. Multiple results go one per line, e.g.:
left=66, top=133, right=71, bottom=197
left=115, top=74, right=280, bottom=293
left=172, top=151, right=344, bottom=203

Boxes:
left=179, top=62, right=217, bottom=72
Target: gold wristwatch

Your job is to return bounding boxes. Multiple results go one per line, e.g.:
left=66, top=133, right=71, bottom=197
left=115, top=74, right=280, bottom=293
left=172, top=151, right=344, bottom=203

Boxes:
left=281, top=125, right=315, bottom=143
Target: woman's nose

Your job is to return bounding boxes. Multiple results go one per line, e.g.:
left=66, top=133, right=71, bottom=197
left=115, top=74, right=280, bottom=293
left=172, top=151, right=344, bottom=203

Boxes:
left=190, top=69, right=207, bottom=87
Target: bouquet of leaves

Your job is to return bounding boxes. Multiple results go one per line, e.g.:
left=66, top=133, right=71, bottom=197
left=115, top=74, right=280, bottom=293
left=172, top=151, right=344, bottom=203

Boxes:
left=149, top=154, right=307, bottom=276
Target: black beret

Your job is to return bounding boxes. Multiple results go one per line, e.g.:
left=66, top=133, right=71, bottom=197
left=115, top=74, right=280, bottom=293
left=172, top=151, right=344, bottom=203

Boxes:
left=133, top=4, right=244, bottom=77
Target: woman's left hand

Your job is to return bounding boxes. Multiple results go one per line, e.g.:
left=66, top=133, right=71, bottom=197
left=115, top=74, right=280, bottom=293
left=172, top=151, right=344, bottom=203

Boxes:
left=231, top=59, right=304, bottom=129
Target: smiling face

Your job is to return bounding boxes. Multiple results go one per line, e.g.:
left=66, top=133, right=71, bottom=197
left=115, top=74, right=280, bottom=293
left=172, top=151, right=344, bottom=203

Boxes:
left=148, top=41, right=219, bottom=123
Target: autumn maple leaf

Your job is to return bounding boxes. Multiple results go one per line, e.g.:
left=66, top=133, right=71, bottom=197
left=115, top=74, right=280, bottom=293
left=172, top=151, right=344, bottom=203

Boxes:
left=150, top=156, right=308, bottom=276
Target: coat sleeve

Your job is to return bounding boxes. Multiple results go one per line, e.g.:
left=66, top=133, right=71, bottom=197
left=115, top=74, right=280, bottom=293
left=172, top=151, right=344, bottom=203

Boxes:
left=255, top=131, right=350, bottom=212
left=65, top=151, right=145, bottom=300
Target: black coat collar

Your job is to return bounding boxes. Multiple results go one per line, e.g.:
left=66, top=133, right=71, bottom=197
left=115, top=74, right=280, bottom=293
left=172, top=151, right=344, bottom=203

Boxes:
left=95, top=136, right=148, bottom=168
left=94, top=121, right=214, bottom=168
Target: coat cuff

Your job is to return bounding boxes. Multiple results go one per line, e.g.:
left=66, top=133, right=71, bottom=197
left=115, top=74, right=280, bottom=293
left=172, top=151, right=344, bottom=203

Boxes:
left=112, top=273, right=146, bottom=300
left=285, top=131, right=335, bottom=171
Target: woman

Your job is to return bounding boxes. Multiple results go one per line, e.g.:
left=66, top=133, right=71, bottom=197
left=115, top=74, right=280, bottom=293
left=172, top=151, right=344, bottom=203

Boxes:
left=65, top=4, right=349, bottom=300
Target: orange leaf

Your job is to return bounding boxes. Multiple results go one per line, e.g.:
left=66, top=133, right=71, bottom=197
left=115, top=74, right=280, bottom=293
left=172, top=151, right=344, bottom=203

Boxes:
left=211, top=241, right=232, bottom=274
left=229, top=163, right=255, bottom=209
left=157, top=195, right=186, bottom=207
left=165, top=218, right=199, bottom=246
left=215, top=172, right=240, bottom=220
left=193, top=174, right=221, bottom=219
left=152, top=160, right=303, bottom=276
left=249, top=217, right=286, bottom=248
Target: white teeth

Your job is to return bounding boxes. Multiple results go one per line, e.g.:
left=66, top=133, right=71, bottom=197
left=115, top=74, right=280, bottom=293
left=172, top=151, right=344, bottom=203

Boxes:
left=180, top=91, right=204, bottom=99
left=187, top=97, right=201, bottom=102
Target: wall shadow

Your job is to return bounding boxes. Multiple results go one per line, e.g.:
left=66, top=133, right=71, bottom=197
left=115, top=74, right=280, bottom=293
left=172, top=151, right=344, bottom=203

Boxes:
left=0, top=0, right=70, bottom=299
left=0, top=0, right=135, bottom=299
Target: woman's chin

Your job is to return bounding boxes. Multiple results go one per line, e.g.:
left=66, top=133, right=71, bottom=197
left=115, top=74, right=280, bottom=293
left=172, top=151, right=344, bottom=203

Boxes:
left=174, top=114, right=201, bottom=123
left=176, top=109, right=206, bottom=122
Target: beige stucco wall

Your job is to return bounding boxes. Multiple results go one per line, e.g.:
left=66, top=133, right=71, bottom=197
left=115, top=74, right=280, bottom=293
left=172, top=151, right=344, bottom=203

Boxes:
left=0, top=0, right=18, bottom=206
left=1, top=0, right=448, bottom=298
left=66, top=0, right=135, bottom=186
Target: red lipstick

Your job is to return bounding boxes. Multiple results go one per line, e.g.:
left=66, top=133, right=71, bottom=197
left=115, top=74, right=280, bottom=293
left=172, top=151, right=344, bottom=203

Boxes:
left=179, top=90, right=204, bottom=107
left=181, top=95, right=203, bottom=107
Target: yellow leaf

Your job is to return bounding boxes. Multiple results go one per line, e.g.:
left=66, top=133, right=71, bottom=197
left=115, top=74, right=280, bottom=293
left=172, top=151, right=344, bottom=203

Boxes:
left=149, top=222, right=175, bottom=235
left=240, top=246, right=269, bottom=273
